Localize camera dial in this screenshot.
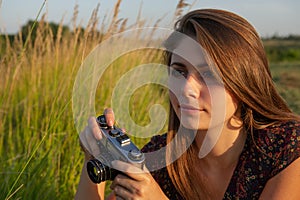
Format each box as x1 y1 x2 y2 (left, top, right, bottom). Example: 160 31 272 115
86 113 145 184
128 149 144 161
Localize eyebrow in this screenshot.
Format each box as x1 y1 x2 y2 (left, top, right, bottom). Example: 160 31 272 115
170 62 185 67
170 62 210 70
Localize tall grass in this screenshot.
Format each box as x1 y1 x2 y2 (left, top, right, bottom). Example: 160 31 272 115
270 63 300 114
0 0 191 199
1 1 299 199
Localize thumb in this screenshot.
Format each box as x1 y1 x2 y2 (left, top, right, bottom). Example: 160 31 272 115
104 108 115 128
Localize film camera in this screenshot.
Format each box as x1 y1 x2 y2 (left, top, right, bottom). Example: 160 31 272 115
87 114 145 184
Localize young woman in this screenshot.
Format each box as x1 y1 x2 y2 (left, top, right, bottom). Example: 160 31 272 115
75 9 300 200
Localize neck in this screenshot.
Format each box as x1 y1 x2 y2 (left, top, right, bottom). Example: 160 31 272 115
194 120 246 169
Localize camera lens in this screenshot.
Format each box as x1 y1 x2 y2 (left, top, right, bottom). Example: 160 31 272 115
87 159 119 183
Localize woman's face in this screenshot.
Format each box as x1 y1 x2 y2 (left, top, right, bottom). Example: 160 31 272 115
168 41 239 131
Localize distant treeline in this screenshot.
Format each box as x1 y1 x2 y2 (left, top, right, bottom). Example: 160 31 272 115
1 20 300 63
262 36 300 63
0 20 86 45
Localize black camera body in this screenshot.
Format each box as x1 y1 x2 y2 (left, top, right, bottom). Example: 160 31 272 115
87 114 145 184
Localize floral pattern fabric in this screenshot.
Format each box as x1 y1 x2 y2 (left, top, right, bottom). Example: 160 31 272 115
141 121 300 200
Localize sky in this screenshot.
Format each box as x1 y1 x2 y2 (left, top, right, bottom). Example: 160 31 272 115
0 0 300 37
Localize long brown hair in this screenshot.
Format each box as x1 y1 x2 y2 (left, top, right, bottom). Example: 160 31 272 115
165 9 300 199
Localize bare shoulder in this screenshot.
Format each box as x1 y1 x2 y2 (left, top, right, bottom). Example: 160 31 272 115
260 157 300 200
260 120 300 199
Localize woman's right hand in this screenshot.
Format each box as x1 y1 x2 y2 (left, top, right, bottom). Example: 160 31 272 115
75 108 115 200
79 108 115 160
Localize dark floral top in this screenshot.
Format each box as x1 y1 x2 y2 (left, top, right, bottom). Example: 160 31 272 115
141 121 300 200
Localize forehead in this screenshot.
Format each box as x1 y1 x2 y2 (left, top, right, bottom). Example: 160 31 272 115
171 38 207 67
171 36 208 67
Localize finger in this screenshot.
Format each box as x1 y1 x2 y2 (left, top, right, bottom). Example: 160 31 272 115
111 160 149 181
79 126 92 153
80 118 102 158
88 116 102 140
110 174 142 195
104 108 115 127
110 174 129 190
113 184 135 200
84 127 101 158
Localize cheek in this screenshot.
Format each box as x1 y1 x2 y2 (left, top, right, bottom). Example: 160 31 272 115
207 87 236 119
168 75 186 96
211 88 238 119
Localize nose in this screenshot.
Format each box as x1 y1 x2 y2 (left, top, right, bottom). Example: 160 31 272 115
182 74 202 98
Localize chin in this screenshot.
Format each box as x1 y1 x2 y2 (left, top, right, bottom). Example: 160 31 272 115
180 118 206 130
178 112 210 130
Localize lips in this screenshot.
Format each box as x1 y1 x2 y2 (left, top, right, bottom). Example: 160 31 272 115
179 104 205 111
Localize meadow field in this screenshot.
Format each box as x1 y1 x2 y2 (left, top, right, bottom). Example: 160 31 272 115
1 1 299 199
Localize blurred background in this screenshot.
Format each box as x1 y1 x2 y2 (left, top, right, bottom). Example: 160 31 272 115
1 0 300 37
0 0 299 199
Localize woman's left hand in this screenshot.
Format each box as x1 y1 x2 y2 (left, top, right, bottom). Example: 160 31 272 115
110 160 169 200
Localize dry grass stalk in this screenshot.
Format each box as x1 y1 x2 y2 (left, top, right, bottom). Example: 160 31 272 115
118 18 128 33
107 0 122 35
174 0 190 21
71 4 79 32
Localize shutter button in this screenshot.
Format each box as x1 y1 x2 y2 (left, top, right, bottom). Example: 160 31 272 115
128 149 143 161
109 129 120 137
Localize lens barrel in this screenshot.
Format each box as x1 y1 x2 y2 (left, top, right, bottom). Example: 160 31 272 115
87 159 119 183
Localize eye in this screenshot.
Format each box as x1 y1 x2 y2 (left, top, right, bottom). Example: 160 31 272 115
170 67 187 78
199 70 222 85
201 71 215 79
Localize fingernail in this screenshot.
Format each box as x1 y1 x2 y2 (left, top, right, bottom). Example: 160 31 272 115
107 119 114 127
